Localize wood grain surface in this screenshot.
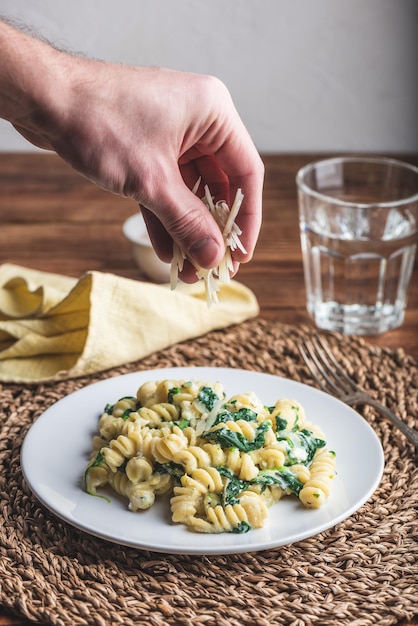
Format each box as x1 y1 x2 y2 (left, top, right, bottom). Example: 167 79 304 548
0 152 417 626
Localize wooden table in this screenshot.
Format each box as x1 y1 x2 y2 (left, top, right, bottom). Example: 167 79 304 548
0 152 417 626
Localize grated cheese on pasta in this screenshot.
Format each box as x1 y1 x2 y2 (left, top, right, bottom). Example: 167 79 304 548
170 182 246 306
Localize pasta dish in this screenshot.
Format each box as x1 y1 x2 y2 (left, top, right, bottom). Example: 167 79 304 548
84 378 336 534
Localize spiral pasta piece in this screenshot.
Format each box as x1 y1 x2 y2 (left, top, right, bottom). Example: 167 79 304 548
161 379 200 405
239 490 269 527
226 391 266 413
198 503 250 533
299 449 337 508
136 380 159 407
211 419 258 441
181 426 199 447
180 467 224 494
171 485 201 523
84 461 110 496
186 490 268 534
98 412 125 441
290 463 311 484
271 398 306 431
253 445 287 470
91 435 108 452
138 402 180 427
112 396 138 416
125 456 153 483
151 429 189 464
108 471 156 511
201 442 225 466
173 445 213 473
101 429 142 471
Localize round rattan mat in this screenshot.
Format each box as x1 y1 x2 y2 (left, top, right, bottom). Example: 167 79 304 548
1 319 417 626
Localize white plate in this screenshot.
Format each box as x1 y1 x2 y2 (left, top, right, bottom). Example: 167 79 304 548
21 367 384 555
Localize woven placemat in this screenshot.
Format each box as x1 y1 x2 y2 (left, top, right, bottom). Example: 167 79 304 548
1 319 417 626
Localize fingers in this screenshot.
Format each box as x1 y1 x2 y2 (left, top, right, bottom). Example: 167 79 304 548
141 144 263 275
214 131 265 263
179 150 264 265
180 155 230 205
139 207 205 283
179 82 265 264
228 167 264 263
140 168 226 270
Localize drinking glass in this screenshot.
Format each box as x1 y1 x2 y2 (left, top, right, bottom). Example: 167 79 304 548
296 156 418 335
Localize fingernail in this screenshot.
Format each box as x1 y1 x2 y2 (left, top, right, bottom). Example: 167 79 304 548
189 238 221 268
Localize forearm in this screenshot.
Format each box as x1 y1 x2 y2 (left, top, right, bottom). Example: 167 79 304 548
0 20 70 148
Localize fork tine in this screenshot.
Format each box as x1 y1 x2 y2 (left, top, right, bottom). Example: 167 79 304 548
299 335 359 397
314 335 360 393
298 339 344 395
298 342 329 393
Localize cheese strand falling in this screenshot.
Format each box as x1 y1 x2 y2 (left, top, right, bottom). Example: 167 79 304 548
170 183 246 306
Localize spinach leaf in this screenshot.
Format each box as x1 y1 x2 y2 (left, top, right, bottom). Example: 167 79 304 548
265 406 287 431
121 408 135 421
86 450 105 471
291 404 301 431
202 421 270 452
253 468 303 496
217 467 249 505
104 396 138 415
214 407 258 425
84 450 111 502
300 429 326 460
277 429 326 465
198 386 219 411
168 387 181 404
217 463 304 508
173 418 190 430
154 461 185 481
231 521 252 534
275 416 288 431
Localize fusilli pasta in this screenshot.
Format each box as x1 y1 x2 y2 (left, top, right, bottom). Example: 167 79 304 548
84 378 336 534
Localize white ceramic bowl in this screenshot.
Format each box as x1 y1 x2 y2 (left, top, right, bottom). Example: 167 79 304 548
122 212 171 283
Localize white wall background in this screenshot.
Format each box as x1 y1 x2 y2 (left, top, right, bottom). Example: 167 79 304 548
0 0 417 153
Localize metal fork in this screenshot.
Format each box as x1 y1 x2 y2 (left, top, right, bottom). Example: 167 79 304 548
298 335 418 450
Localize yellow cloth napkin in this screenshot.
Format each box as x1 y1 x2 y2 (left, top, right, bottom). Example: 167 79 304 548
0 264 259 383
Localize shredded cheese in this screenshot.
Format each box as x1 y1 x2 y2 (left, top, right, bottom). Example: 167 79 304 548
170 182 246 306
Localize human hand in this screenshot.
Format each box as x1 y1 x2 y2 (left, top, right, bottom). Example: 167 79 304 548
0 23 264 282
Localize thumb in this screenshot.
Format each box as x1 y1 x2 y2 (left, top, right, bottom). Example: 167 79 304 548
141 173 226 269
